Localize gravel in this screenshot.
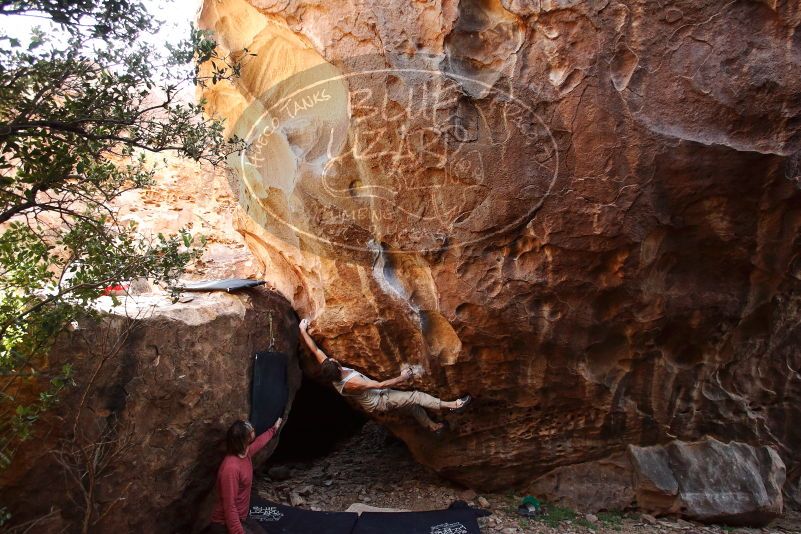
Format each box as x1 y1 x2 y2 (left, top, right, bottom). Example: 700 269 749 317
255 422 801 534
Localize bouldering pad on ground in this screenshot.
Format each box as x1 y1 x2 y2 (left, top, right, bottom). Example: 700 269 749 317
351 507 483 534
250 351 289 435
345 503 408 514
248 496 487 534
250 496 359 533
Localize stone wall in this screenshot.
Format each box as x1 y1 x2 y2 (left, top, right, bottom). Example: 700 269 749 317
0 289 299 533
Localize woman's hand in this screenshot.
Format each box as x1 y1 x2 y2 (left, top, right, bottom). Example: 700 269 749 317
401 368 414 381
299 319 309 331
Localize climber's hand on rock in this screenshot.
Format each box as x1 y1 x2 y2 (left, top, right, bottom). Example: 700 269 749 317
299 319 309 331
401 368 414 381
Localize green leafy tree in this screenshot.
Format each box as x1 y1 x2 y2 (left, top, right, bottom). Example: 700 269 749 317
0 0 246 476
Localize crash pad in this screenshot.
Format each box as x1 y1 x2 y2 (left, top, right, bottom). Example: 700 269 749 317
176 278 266 292
250 496 359 534
250 351 289 435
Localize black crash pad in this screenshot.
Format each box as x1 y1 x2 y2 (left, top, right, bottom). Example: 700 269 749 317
250 351 289 435
351 506 483 534
248 493 488 534
177 278 266 292
250 496 359 534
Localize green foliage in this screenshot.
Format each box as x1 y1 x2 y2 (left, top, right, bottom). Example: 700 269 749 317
538 505 577 527
598 511 624 530
0 1 154 40
507 497 631 532
0 0 244 474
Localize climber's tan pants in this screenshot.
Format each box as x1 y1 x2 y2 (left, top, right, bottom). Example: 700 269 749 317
373 389 443 430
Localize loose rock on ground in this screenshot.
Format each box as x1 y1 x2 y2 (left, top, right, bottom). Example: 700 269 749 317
256 423 801 533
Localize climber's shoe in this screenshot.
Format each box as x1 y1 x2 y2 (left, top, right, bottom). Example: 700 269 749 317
450 395 472 414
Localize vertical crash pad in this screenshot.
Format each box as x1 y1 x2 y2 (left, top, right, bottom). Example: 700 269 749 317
250 351 289 434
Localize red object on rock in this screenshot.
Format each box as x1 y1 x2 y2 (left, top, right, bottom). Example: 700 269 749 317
100 283 128 296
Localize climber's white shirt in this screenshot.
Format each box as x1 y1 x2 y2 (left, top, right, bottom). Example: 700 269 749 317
332 367 383 412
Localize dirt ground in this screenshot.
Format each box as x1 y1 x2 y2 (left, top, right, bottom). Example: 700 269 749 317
255 422 800 533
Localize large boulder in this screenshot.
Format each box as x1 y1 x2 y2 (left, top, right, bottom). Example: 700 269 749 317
0 289 300 533
526 438 787 524
198 0 801 503
629 438 786 526
527 453 636 513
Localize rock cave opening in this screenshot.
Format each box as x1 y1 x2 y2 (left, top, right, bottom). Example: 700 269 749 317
270 374 368 463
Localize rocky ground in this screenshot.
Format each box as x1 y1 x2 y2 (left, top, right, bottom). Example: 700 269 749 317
255 423 800 534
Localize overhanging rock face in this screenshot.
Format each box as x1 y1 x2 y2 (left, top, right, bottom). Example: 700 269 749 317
199 0 801 508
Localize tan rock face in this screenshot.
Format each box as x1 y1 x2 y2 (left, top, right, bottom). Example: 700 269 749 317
199 0 801 498
113 156 260 280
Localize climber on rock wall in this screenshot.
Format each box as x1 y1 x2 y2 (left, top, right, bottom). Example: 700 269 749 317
299 319 471 433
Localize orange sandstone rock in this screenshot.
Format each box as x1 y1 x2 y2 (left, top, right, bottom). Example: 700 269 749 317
199 0 801 510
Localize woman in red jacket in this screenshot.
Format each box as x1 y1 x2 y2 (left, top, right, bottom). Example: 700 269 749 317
207 417 282 534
